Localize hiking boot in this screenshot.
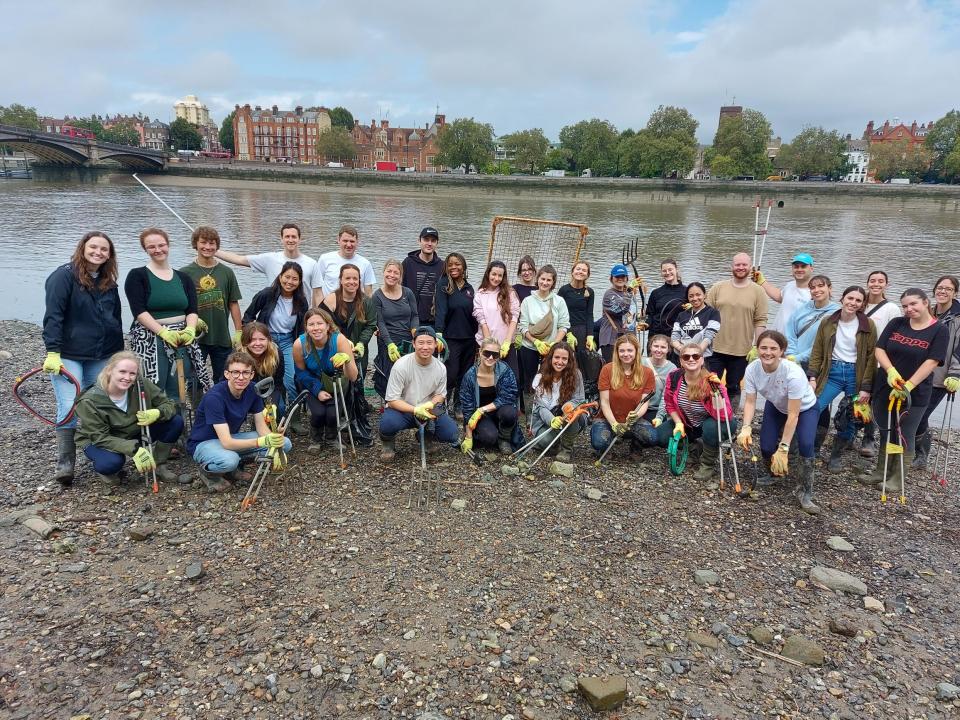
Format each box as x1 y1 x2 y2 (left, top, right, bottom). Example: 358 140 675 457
53 428 76 486
498 440 514 455
380 436 396 461
199 469 232 493
827 437 851 474
308 425 325 454
911 432 931 469
97 472 122 490
754 457 778 487
694 444 719 482
226 467 253 484
796 457 820 514
154 442 178 483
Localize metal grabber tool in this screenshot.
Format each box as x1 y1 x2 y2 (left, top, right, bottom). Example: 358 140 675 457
754 199 773 272
240 388 309 511
596 391 655 467
526 402 598 472
881 393 908 505
331 374 357 469
137 378 159 494
930 390 954 488
711 382 741 493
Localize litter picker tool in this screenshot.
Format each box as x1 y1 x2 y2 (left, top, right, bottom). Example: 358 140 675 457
931 391 955 488
751 198 760 267
881 392 909 505
595 391 655 467
753 199 774 271
137 378 159 494
331 374 357 469
174 348 193 438
240 389 309 511
526 402 597 472
132 174 195 233
12 366 80 426
510 425 559 463
712 379 741 493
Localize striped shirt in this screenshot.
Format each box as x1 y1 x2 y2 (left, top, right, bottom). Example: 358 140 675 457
676 377 709 426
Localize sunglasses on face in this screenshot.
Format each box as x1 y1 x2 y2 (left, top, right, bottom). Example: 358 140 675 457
681 353 701 361
481 350 499 359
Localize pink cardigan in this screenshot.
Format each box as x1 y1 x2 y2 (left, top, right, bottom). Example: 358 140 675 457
662 368 733 425
473 287 520 345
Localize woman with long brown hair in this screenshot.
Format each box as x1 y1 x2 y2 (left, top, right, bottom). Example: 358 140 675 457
473 260 520 374
43 231 125 485
529 342 586 462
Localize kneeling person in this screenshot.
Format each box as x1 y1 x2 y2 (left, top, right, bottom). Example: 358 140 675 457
380 326 458 460
460 337 521 455
530 342 588 462
592 334 656 458
187 351 292 492
75 351 184 489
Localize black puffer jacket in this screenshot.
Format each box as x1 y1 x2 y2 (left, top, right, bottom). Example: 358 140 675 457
43 263 124 361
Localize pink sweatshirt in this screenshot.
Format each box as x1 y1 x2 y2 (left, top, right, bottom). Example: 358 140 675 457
473 287 520 345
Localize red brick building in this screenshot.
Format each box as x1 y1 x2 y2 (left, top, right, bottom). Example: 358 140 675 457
863 118 934 147
351 114 446 171
233 104 331 163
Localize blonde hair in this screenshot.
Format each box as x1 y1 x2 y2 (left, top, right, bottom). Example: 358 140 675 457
383 258 403 282
679 342 712 402
97 351 141 391
241 321 279 378
610 334 649 391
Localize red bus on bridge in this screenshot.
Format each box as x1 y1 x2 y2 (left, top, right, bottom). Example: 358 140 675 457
198 150 232 159
60 126 95 140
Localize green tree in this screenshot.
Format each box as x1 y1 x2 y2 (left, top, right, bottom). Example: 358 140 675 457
646 105 699 142
706 108 772 178
71 117 106 139
329 106 355 131
316 127 357 163
501 128 549 173
559 118 619 175
0 103 40 130
169 117 203 151
707 154 739 179
924 110 960 178
219 110 236 153
619 130 697 178
545 147 573 171
436 118 495 172
869 139 930 182
776 126 848 179
103 122 140 146
944 141 960 183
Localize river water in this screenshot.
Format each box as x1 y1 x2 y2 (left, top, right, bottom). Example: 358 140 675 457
2 176 958 327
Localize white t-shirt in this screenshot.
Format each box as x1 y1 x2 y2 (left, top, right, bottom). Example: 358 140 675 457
772 281 811 334
312 251 377 297
743 358 817 414
385 353 447 406
248 251 317 301
832 318 858 363
865 300 902 337
268 296 297 335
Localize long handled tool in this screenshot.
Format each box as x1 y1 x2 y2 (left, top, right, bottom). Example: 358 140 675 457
754 199 774 271
137 379 159 494
13 366 80 426
881 393 908 505
931 391 955 487
751 198 760 267
240 389 309 511
132 174 195 232
417 418 428 470
595 391 655 467
510 425 558 463
173 347 193 438
622 237 648 353
712 385 741 493
526 402 598 472
331 376 357 469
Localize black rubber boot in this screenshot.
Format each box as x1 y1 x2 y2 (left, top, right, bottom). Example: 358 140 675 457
827 437 851 474
911 432 931 469
814 426 828 455
379 436 396 461
153 442 178 483
497 423 515 454
754 457 778 487
54 428 76 486
860 421 878 458
796 457 820 514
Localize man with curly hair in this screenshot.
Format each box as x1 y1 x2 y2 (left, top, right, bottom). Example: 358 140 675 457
181 226 243 380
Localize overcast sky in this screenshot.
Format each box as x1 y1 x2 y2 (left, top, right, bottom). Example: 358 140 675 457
3 0 957 143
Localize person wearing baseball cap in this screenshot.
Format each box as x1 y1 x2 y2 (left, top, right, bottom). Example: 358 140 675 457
753 252 815 335
402 227 443 325
598 264 638 362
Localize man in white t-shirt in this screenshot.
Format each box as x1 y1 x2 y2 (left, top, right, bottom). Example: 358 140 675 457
753 253 814 334
216 223 317 300
311 224 377 306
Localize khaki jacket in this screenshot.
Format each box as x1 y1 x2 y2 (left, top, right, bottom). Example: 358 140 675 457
807 311 877 395
75 379 178 456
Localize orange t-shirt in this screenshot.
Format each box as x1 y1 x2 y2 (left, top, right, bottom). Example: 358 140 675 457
598 363 655 422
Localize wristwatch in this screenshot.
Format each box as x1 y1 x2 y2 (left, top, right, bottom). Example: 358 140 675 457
778 442 790 452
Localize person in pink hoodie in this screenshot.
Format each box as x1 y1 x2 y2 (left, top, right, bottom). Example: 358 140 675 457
473 261 521 380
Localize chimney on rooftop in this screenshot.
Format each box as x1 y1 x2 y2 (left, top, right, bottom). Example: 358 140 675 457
295 106 303 115
272 105 279 114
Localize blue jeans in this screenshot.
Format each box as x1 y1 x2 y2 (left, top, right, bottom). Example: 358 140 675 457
761 404 818 459
200 344 233 383
590 418 657 455
53 356 109 427
271 331 296 413
83 415 184 474
192 430 293 474
816 360 858 440
655 416 738 447
379 408 459 444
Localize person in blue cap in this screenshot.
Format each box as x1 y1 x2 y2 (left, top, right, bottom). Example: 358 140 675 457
599 264 639 363
753 253 815 335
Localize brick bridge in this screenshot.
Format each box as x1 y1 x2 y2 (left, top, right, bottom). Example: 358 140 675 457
0 124 166 169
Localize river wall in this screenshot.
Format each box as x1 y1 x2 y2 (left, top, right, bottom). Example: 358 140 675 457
31 163 960 211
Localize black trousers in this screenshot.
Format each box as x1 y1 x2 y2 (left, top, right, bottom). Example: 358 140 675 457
473 405 518 447
444 337 476 396
706 352 747 400
305 393 338 429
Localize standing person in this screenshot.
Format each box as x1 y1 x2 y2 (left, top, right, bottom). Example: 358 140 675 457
859 288 950 492
807 285 877 473
753 253 814 334
373 260 419 400
706 252 768 404
293 308 359 452
216 223 317 301
656 345 735 483
859 269 903 458
311 225 377 305
518 265 571 414
460 337 521 455
187 351 292 493
434 252 478 413
179 226 242 381
785 275 840 365
512 255 538 305
670 282 721 361
599 264 636 363
529 343 587 462
645 259 687 339
239 322 285 407
379 326 459 461
473 260 521 378
591 334 656 459
912 276 960 468
738 331 821 513
125 227 211 404
42 231 124 485
558 260 597 364
75 351 184 489
643 334 677 426
402 227 444 325
242 261 309 425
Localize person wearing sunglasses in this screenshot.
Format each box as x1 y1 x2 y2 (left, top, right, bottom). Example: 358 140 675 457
738 330 822 513
459 337 521 455
656 344 736 483
187 351 292 493
592 334 656 458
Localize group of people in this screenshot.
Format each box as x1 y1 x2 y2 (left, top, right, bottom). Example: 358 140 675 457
42 222 959 513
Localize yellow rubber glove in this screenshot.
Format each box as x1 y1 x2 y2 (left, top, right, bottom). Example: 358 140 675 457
136 408 160 426
133 447 156 473
652 417 662 428
626 409 641 424
414 402 437 421
195 319 209 336
331 352 351 368
673 421 685 438
513 333 523 350
461 437 473 455
534 339 551 356
752 269 766 286
435 334 446 354
467 408 484 430
179 326 197 346
945 377 960 394
853 400 872 423
628 278 642 290
771 447 789 476
612 421 628 435
746 346 759 363
550 416 565 430
681 303 692 311
42 352 63 374
263 404 278 428
158 328 180 347
736 426 752 452
565 332 578 348
706 372 724 388
387 343 401 363
886 367 905 389
257 432 285 449
231 330 243 347
353 342 365 358
586 336 597 351
270 447 285 471
890 384 913 403
786 354 797 363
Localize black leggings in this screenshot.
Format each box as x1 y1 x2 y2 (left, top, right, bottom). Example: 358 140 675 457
445 338 477 396
472 405 519 447
518 346 543 395
305 393 338 429
916 386 948 437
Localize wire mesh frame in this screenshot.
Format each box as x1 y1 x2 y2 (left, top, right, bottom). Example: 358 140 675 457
487 216 589 282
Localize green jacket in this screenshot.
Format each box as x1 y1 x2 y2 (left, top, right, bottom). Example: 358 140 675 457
75 379 178 456
807 310 877 396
